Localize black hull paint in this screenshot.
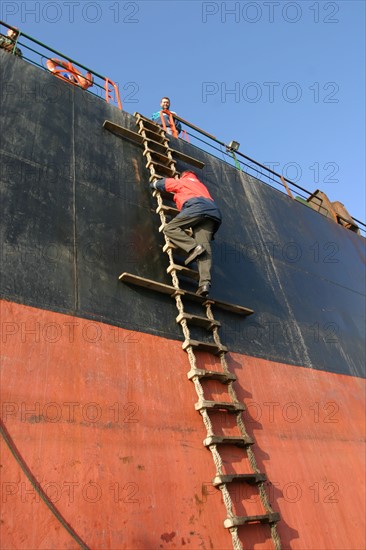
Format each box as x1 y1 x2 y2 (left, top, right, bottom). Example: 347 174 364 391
1 50 365 377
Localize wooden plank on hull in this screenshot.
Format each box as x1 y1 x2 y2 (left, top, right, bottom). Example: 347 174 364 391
104 120 205 169
119 272 254 316
103 120 144 146
119 272 183 297
172 150 205 169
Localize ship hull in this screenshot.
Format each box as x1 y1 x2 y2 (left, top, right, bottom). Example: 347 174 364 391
1 50 365 549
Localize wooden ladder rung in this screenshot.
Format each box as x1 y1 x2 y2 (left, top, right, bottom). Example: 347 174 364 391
146 160 175 177
144 149 176 166
176 312 220 330
167 264 199 281
144 138 171 155
187 368 236 383
224 513 280 528
195 400 245 413
182 339 227 355
138 118 164 134
135 112 159 125
204 435 254 447
141 129 168 145
212 473 267 487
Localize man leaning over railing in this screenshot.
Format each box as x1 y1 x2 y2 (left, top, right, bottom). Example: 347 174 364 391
0 27 22 57
152 96 182 136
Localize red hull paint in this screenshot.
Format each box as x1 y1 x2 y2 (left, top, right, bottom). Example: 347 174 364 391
1 300 365 549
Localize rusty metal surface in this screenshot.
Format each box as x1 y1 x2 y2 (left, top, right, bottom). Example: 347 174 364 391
1 300 365 549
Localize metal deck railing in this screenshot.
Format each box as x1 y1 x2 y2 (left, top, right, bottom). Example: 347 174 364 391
1 20 364 236
0 21 122 110
172 114 365 236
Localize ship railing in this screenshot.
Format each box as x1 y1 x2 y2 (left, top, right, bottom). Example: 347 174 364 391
173 114 365 236
1 21 364 236
0 21 122 110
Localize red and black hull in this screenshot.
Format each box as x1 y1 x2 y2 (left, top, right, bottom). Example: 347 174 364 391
1 50 365 549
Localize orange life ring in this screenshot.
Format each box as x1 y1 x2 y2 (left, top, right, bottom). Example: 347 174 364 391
46 58 94 90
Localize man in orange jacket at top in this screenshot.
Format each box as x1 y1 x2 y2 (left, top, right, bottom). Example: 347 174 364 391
151 171 222 296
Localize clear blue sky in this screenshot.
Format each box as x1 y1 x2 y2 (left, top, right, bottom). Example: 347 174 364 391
2 0 365 226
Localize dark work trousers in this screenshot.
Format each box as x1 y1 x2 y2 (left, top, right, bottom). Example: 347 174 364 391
163 213 215 286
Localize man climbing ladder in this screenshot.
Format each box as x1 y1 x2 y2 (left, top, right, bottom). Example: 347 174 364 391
151 171 222 296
